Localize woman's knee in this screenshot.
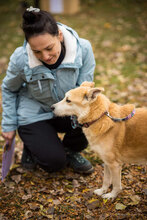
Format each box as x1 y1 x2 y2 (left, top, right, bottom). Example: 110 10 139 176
37 152 66 172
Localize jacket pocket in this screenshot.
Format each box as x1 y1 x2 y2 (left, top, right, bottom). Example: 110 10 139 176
27 79 53 104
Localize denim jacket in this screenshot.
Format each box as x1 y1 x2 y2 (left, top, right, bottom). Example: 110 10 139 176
1 23 95 132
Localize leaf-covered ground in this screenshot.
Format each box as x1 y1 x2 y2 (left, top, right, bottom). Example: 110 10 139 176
0 155 146 219
0 0 147 219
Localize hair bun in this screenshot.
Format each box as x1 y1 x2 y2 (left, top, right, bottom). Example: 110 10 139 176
23 11 40 24
22 9 58 41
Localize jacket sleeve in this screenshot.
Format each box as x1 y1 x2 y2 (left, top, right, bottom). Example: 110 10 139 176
1 48 24 132
76 39 95 86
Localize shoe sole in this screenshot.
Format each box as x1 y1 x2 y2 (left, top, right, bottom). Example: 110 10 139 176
22 163 36 171
73 167 94 174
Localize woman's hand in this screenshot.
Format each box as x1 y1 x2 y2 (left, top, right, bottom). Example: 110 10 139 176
2 131 16 146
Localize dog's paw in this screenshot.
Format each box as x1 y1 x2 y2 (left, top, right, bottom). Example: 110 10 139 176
94 188 105 196
102 192 117 199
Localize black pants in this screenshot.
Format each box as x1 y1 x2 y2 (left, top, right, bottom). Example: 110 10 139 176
18 117 88 172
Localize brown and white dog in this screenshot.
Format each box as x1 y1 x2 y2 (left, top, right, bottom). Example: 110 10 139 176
51 81 147 199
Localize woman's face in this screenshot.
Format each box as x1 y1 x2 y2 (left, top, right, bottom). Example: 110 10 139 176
28 31 63 65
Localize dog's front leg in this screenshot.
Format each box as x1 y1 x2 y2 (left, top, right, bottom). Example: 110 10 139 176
94 164 112 196
102 163 122 199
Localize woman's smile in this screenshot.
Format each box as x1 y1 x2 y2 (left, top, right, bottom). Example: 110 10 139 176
28 32 63 65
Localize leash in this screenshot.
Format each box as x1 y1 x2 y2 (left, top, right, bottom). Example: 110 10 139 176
105 109 136 122
71 109 136 129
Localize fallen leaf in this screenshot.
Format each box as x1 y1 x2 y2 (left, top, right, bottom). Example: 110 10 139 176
24 210 33 219
67 189 74 193
28 202 40 211
104 22 112 29
47 198 53 203
128 195 140 206
87 199 100 210
47 206 54 215
82 188 90 193
0 213 4 218
53 199 61 205
11 175 21 184
16 167 25 174
72 179 80 188
102 40 112 47
103 198 108 204
115 203 127 210
4 181 15 188
22 194 32 200
88 198 98 204
143 189 147 195
121 44 132 52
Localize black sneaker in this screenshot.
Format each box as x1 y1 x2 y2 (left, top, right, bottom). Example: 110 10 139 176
21 147 36 170
67 151 94 174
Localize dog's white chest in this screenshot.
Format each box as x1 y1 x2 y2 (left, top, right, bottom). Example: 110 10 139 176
84 129 113 160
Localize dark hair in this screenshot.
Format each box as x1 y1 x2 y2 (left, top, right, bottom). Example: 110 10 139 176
22 10 59 41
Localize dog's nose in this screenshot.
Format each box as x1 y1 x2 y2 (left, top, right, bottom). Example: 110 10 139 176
51 105 55 111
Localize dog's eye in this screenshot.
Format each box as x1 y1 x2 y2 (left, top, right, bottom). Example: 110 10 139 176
66 98 71 103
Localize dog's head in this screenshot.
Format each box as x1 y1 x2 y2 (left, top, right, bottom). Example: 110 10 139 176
51 81 104 120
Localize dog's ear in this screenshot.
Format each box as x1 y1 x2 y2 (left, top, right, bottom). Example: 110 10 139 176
87 87 104 102
80 81 95 88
